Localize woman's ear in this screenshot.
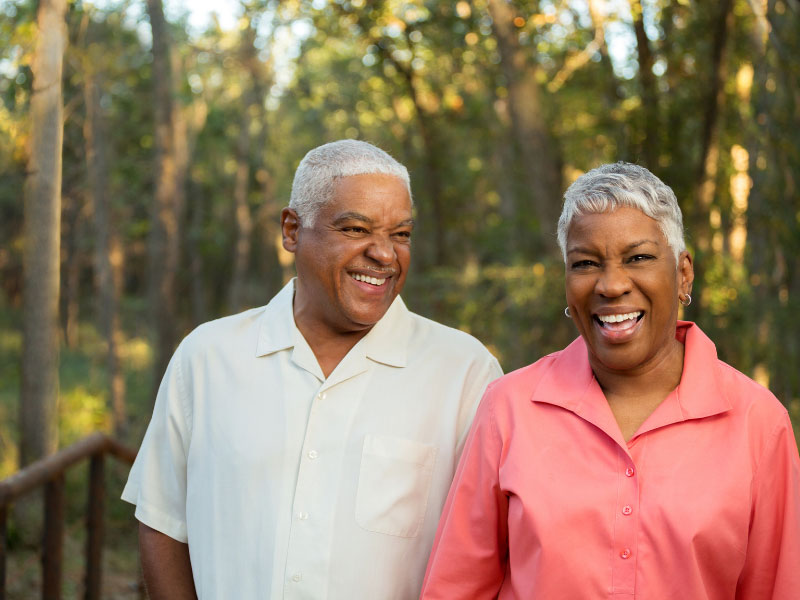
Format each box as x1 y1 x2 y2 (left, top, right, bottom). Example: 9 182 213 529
678 250 694 296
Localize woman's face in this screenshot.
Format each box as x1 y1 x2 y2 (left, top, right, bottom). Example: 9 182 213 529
564 206 693 374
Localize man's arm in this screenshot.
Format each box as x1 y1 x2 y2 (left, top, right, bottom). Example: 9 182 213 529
139 522 198 600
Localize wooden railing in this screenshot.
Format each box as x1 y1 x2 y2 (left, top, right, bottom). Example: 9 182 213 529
0 433 137 600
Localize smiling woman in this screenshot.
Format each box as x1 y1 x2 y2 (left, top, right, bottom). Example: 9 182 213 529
421 162 800 599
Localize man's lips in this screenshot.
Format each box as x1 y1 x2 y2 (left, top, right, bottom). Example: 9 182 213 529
348 270 395 288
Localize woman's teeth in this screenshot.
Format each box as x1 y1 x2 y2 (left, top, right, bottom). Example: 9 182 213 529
597 311 642 324
350 273 387 286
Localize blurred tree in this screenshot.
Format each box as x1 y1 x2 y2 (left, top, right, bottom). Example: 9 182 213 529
485 0 562 253
81 13 127 435
20 0 68 466
146 0 182 393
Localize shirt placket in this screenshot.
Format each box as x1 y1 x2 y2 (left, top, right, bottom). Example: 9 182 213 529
283 372 368 599
612 445 640 596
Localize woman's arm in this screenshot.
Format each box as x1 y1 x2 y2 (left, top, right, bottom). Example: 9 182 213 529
736 413 800 598
421 389 509 599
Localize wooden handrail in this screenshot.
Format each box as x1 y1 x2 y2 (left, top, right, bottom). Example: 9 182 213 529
0 432 137 600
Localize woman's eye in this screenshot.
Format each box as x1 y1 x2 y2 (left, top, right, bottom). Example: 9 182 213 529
393 231 412 239
570 260 597 269
342 226 368 234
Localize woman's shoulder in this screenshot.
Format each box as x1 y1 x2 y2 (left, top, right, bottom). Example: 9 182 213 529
484 351 562 399
714 358 789 426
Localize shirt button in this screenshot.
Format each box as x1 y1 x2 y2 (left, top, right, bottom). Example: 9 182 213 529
620 548 632 559
317 392 327 400
625 467 635 477
292 573 302 582
622 505 633 515
298 512 309 520
308 450 318 460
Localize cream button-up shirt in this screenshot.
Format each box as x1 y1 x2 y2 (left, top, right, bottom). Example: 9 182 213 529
122 280 502 599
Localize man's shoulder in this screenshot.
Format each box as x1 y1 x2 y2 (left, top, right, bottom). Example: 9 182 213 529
403 309 495 361
180 305 267 356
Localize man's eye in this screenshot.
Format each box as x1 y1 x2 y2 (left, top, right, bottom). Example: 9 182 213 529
342 226 368 234
393 231 412 239
629 254 654 263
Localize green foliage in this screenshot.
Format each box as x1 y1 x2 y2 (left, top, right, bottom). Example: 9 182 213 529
1 1 799 589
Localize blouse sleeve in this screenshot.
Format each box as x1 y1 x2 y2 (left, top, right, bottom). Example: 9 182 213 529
736 412 800 598
421 385 509 599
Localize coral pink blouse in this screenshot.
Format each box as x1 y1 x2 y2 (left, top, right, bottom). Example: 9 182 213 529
421 322 800 599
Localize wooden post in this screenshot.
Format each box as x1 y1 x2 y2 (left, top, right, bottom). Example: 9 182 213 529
42 474 64 600
84 454 104 600
1 503 7 600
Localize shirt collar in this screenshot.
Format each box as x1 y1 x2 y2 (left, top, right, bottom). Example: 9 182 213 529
254 278 410 369
255 279 297 357
530 321 732 438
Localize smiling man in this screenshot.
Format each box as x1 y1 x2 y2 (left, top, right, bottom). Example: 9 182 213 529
122 140 502 599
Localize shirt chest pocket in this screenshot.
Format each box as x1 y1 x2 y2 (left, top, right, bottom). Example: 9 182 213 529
355 434 438 538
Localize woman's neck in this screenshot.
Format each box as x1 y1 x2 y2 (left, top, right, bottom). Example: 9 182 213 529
592 338 685 441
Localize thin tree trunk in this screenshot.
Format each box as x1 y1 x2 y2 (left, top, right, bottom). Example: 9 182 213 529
487 0 562 253
228 22 259 313
690 0 734 307
60 193 83 349
146 0 180 396
84 69 127 435
20 0 68 467
629 0 658 169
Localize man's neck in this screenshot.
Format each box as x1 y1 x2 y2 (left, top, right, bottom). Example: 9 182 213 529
297 323 371 379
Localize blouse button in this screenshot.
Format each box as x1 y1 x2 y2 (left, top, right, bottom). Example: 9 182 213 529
625 467 635 477
620 548 632 559
622 505 632 515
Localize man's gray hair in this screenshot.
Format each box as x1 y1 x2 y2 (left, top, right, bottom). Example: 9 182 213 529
289 139 412 227
557 162 686 262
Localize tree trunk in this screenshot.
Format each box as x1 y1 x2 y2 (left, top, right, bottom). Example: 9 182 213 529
84 68 127 435
146 0 180 396
690 0 734 309
487 0 562 254
60 192 83 349
629 0 659 169
228 22 260 313
20 0 68 468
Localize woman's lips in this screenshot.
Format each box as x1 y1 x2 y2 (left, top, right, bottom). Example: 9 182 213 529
593 311 644 342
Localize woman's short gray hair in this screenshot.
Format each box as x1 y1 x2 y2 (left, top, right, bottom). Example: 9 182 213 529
289 139 412 227
557 162 686 262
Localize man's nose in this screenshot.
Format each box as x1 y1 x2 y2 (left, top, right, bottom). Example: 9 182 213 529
365 234 396 265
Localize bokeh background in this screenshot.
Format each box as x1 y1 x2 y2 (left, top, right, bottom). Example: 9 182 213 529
1 0 799 596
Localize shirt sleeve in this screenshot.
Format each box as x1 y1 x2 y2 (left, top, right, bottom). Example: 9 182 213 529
736 412 800 598
454 354 503 460
121 341 192 543
421 386 509 599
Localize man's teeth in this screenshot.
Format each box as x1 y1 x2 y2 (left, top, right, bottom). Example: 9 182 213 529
597 311 642 323
350 273 387 286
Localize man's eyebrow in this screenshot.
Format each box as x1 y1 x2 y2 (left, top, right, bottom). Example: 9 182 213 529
332 212 372 225
332 213 416 228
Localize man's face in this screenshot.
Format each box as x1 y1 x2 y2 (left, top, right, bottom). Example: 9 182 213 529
282 173 413 337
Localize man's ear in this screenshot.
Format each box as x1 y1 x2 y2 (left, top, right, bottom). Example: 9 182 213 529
281 208 300 253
